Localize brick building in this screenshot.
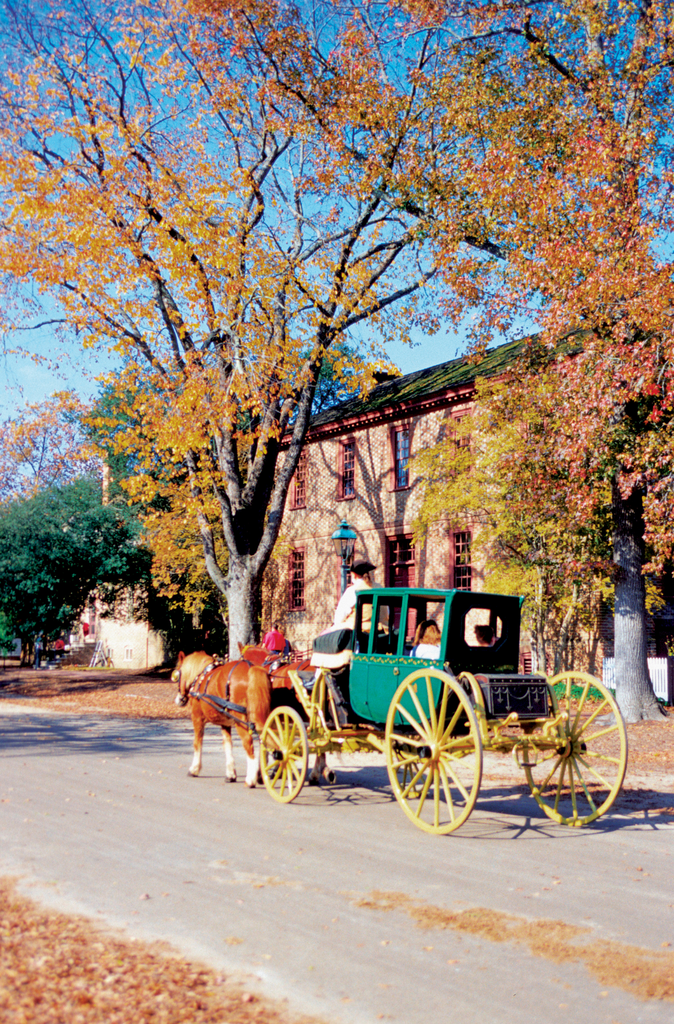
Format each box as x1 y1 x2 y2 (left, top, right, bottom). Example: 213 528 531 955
262 340 522 651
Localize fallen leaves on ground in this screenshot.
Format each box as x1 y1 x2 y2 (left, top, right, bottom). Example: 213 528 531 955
0 877 323 1024
356 891 674 1002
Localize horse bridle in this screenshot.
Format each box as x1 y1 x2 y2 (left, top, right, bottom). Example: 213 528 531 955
173 657 226 706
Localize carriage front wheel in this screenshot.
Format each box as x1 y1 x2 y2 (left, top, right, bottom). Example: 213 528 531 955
384 669 483 835
260 707 309 803
523 671 628 826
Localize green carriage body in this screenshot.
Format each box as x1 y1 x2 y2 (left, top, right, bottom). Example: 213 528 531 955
348 586 524 724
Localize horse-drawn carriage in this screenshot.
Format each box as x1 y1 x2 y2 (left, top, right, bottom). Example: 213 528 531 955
259 586 628 835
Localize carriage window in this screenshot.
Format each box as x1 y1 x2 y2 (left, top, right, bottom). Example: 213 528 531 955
354 595 374 653
464 607 502 647
372 597 404 655
404 600 445 655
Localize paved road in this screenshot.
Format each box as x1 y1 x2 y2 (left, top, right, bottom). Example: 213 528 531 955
1 701 673 1024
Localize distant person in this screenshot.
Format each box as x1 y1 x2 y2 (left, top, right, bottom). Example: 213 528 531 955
411 620 441 660
475 624 495 647
54 637 65 651
34 633 43 668
263 623 286 653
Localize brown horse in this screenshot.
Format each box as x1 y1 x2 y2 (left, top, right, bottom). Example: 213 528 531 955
239 644 337 786
173 651 271 787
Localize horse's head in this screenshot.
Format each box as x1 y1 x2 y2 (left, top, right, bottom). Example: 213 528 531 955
173 651 212 706
172 652 188 706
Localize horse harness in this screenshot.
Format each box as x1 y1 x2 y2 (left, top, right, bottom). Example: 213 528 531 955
185 658 256 732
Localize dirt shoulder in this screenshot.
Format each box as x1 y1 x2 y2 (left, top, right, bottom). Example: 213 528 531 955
0 665 188 719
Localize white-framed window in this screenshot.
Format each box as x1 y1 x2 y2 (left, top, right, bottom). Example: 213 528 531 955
123 646 134 661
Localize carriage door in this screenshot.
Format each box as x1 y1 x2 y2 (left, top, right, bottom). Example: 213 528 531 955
358 593 407 722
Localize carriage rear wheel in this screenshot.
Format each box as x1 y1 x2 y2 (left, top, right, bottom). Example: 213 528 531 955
260 707 309 803
384 669 483 835
524 671 628 826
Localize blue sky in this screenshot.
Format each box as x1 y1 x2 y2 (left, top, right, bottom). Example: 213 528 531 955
1 325 468 418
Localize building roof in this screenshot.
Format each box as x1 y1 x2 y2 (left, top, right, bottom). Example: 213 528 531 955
309 336 524 436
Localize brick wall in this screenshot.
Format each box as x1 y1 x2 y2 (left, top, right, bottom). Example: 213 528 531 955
261 399 482 651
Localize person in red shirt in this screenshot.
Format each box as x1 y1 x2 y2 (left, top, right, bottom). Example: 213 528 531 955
263 623 286 653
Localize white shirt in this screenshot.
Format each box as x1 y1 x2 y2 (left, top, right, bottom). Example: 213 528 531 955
333 578 371 629
411 643 440 660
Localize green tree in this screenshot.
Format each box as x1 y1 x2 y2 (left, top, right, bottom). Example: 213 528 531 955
0 610 15 658
0 477 151 651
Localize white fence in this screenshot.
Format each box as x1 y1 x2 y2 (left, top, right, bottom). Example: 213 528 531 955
602 657 672 704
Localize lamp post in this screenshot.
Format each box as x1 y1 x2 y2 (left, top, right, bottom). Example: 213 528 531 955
331 520 357 595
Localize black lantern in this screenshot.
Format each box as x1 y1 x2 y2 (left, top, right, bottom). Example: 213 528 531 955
331 519 357 595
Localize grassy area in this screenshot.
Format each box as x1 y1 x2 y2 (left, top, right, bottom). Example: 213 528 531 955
551 681 608 702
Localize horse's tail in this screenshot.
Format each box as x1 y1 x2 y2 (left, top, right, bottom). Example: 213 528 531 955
246 665 271 733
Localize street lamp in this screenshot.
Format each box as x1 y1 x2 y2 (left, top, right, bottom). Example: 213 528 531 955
331 519 357 595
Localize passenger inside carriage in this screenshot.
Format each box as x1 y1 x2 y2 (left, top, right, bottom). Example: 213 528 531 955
410 619 441 659
474 624 496 647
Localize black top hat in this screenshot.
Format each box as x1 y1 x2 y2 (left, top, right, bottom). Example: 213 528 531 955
351 560 376 576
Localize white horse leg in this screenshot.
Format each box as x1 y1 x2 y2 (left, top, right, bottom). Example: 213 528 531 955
188 714 204 777
222 727 237 782
245 750 259 788
238 727 259 788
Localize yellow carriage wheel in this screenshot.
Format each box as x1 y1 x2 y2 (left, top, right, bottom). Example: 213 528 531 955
384 669 483 835
260 707 308 804
524 671 628 826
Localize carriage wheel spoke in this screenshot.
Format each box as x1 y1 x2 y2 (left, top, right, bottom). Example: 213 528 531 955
573 760 599 814
568 760 579 821
571 679 592 733
432 769 441 829
441 754 473 803
408 685 432 739
438 763 455 819
427 676 438 733
401 763 426 799
394 702 430 742
441 702 466 744
538 753 564 792
552 759 566 814
575 755 616 791
413 767 433 819
581 722 620 744
575 698 611 736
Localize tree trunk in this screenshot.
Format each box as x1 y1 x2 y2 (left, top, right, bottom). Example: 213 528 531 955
612 478 664 722
530 566 547 673
553 582 579 675
225 559 262 659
